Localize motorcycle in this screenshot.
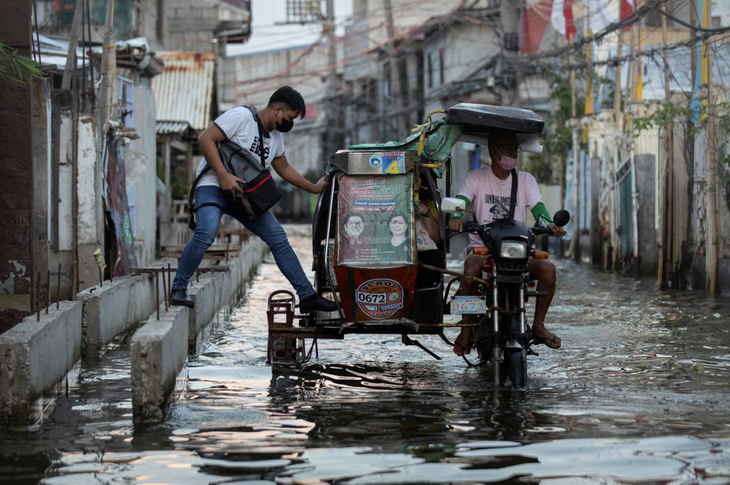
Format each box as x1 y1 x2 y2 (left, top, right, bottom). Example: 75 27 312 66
441 197 570 388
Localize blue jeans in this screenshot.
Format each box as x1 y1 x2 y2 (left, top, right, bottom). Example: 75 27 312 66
172 185 316 300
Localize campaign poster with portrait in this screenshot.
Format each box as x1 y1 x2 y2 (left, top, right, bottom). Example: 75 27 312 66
337 174 414 266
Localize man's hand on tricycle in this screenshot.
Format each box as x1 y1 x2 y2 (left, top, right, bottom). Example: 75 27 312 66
448 219 464 233
548 224 566 238
312 176 330 194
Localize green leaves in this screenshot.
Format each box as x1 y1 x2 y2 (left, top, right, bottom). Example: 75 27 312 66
0 41 43 85
632 101 697 135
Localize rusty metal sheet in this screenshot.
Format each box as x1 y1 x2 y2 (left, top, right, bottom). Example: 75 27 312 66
152 52 216 132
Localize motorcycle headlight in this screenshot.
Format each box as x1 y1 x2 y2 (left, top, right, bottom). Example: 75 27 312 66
499 241 528 259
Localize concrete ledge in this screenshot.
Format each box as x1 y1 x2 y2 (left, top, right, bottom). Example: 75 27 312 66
131 236 268 423
77 274 156 355
0 301 82 425
130 304 189 424
187 273 223 353
185 236 268 354
0 236 268 426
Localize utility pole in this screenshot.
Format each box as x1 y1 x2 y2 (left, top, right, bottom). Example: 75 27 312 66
706 0 718 294
61 3 84 90
323 0 339 162
614 35 623 128
659 1 673 290
627 0 643 275
100 0 118 131
383 0 404 136
568 1 586 262
610 23 623 272
499 0 520 107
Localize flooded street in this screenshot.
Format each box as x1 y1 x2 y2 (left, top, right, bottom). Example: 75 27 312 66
2 224 730 484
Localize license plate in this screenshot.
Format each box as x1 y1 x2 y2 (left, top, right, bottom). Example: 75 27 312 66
450 296 487 314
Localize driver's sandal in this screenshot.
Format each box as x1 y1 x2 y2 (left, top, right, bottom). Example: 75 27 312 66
529 333 561 350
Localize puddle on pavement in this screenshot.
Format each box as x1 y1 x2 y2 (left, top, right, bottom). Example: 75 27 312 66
2 225 730 484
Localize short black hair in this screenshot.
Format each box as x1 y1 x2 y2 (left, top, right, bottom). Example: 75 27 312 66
488 129 517 145
268 86 306 119
344 212 364 225
388 211 407 223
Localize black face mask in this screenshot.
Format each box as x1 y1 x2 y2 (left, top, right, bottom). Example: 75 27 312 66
275 118 294 133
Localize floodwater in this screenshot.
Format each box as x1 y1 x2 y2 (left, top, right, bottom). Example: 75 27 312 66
2 224 730 484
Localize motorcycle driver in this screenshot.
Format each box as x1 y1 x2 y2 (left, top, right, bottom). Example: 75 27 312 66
448 130 566 355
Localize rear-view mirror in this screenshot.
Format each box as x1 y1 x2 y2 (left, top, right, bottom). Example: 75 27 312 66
441 197 466 214
553 210 570 227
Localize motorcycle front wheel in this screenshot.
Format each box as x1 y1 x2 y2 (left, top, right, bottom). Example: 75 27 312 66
502 348 527 390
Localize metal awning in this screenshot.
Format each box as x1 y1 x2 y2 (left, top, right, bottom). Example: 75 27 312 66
156 121 191 135
151 52 216 133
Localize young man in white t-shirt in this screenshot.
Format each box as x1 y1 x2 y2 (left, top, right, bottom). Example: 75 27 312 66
448 130 566 355
171 86 338 313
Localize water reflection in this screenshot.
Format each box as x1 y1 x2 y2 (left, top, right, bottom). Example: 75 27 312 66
3 225 730 484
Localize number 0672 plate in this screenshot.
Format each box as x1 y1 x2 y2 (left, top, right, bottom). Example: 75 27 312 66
450 296 487 314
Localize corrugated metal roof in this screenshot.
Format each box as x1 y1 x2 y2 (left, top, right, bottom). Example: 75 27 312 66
152 52 216 131
156 121 190 135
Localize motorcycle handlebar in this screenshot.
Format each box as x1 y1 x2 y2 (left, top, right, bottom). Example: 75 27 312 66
459 221 554 237
531 226 553 236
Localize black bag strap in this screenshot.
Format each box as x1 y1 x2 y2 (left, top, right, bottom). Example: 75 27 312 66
508 169 518 220
188 164 218 231
242 105 267 168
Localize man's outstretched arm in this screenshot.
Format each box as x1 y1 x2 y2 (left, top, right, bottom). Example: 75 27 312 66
271 155 329 194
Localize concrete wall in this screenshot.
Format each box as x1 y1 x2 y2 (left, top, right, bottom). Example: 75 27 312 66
693 257 730 296
187 235 267 352
0 0 34 332
0 235 267 425
124 76 158 266
423 22 499 103
221 45 329 111
590 155 602 266
635 154 658 275
163 0 249 53
0 301 82 424
77 274 156 356
131 305 189 424
76 116 103 291
131 236 267 423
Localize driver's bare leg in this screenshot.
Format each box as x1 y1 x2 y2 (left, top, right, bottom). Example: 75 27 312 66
527 259 561 349
453 254 487 355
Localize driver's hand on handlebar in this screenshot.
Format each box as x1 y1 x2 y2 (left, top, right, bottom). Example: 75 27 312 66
448 219 464 233
220 172 245 197
548 224 566 238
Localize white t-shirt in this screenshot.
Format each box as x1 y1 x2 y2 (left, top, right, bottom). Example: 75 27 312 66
457 166 542 249
196 106 286 187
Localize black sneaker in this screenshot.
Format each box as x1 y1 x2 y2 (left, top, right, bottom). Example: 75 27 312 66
170 288 195 308
299 294 338 313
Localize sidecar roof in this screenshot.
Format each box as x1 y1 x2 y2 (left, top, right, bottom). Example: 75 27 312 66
445 103 544 136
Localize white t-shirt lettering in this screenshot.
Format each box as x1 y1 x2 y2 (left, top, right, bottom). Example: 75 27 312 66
457 166 542 249
196 106 286 187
